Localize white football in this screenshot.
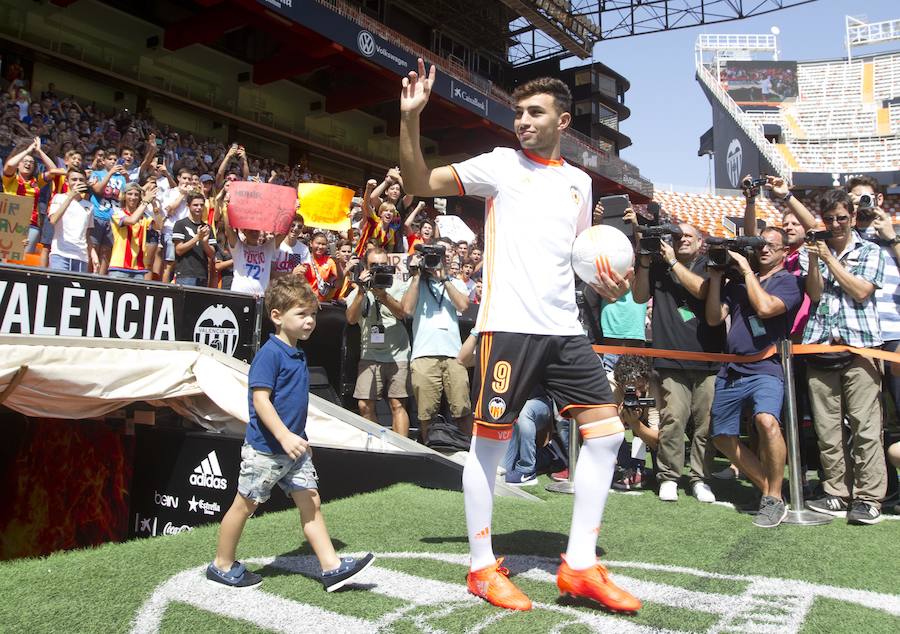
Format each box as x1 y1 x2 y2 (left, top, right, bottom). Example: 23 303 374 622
571 224 634 284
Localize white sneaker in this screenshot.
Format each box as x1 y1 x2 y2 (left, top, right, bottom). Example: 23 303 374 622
496 465 507 477
693 482 716 503
659 480 678 502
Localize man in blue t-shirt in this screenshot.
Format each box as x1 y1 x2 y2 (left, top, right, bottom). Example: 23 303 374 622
207 275 373 591
88 148 128 274
401 249 473 442
705 227 802 528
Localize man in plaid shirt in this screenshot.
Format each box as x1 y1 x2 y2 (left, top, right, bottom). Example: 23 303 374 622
797 189 887 524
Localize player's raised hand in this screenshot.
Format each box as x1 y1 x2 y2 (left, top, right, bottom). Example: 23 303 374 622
401 58 436 115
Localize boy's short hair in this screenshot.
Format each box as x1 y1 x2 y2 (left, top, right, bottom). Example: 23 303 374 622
185 191 205 205
66 167 86 180
846 175 880 193
511 77 572 115
265 275 317 317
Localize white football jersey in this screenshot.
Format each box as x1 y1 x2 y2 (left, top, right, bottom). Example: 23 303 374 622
451 147 592 336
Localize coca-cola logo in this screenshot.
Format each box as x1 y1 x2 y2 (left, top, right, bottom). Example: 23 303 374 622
163 522 193 536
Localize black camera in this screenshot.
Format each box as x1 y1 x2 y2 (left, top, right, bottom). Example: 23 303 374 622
806 230 834 242
741 175 768 191
638 223 683 256
623 386 655 409
706 236 766 269
356 264 395 289
413 243 445 270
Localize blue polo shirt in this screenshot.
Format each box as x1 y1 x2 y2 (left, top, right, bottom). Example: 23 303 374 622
720 269 802 380
246 334 310 453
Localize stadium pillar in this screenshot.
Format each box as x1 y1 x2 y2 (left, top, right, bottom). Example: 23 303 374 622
779 339 832 525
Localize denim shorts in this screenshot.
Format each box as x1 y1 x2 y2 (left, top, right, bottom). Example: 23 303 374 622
710 373 784 437
237 443 318 503
39 213 55 247
88 217 114 248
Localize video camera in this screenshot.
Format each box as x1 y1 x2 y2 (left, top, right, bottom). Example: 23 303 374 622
412 242 446 270
638 224 684 256
806 230 834 242
623 386 655 410
355 264 396 289
741 175 768 190
705 236 766 269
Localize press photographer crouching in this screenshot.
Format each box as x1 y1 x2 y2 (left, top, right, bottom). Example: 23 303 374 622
611 355 660 490
705 227 803 528
401 242 473 443
345 247 411 436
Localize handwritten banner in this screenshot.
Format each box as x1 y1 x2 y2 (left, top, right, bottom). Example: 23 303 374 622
227 182 298 234
0 193 33 262
297 183 353 231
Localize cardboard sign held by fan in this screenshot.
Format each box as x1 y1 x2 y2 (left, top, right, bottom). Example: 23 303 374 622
227 182 298 234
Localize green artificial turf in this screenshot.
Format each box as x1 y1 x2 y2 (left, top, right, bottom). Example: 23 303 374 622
0 479 898 633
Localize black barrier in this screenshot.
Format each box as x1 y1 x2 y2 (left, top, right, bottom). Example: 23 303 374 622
0 264 260 362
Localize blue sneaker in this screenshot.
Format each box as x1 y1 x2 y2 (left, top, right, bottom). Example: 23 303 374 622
321 553 375 592
505 469 538 487
206 561 263 588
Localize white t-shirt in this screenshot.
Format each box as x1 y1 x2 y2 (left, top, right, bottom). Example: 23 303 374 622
451 147 592 336
162 187 189 235
272 239 312 276
49 194 93 262
230 238 277 295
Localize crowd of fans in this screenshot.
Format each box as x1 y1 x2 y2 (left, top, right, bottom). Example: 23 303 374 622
3 77 899 526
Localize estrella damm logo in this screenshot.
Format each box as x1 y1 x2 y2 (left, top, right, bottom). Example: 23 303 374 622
488 397 507 420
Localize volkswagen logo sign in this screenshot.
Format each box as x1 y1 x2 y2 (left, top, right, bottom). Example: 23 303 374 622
357 30 376 58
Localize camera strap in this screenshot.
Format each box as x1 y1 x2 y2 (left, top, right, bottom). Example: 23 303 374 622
424 277 446 308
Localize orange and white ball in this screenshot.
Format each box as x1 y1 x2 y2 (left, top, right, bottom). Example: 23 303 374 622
571 225 634 285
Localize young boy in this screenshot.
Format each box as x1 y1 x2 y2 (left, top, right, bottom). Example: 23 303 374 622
208 275 374 590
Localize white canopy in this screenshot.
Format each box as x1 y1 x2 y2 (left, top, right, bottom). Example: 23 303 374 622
0 335 536 499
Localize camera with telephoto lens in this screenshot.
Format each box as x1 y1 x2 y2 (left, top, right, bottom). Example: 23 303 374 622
355 264 395 289
413 243 446 270
706 236 766 270
638 224 684 256
623 386 655 409
806 230 834 242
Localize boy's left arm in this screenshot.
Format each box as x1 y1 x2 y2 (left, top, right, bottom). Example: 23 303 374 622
252 388 308 459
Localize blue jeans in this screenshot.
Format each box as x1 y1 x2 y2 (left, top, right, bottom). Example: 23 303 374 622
49 254 88 272
25 225 40 254
175 276 207 287
503 395 553 476
109 269 146 280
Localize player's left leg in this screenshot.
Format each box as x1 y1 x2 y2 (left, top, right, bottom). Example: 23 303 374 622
546 336 641 613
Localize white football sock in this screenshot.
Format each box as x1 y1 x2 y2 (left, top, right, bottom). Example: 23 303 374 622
565 431 624 570
463 434 508 571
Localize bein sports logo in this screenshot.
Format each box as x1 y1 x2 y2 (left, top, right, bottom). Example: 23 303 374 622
153 490 178 509
131 552 900 633
357 31 376 58
189 451 228 490
193 304 240 356
726 138 743 189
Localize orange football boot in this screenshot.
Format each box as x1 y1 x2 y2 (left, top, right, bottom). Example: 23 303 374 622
466 558 532 611
556 554 641 613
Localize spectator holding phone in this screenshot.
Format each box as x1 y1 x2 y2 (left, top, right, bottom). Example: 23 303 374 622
108 181 164 280
47 168 93 272
87 146 128 274
172 191 216 287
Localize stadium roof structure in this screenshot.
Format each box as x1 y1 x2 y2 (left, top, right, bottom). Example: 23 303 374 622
508 0 819 66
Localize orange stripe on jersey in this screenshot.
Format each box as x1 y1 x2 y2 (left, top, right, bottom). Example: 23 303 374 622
522 149 564 167
448 165 465 196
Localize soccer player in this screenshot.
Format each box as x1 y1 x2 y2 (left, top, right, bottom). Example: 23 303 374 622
208 275 374 590
399 59 640 613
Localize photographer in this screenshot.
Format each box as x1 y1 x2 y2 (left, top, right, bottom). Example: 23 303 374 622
632 223 724 503
346 247 411 437
846 176 900 438
800 189 887 524
401 243 472 443
612 354 659 490
705 227 802 528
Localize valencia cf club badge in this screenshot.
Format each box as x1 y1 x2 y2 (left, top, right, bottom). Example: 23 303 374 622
488 397 507 420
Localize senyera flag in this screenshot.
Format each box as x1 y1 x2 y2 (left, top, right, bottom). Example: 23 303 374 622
297 183 353 231
227 182 298 233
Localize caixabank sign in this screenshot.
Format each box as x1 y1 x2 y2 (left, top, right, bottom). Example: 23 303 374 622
0 265 258 361
129 428 292 539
